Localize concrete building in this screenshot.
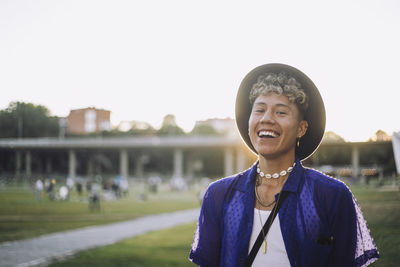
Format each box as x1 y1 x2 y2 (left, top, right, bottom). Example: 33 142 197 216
0 136 394 183
0 135 254 180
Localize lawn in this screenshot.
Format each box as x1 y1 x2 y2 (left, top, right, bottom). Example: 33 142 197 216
49 222 197 267
49 186 399 267
0 182 200 243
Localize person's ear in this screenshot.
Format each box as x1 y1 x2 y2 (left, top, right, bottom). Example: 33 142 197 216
298 120 308 138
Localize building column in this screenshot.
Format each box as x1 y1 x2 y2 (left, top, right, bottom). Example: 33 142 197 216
15 151 22 178
185 152 194 179
236 148 246 173
120 149 128 178
87 159 94 177
224 147 234 177
173 148 183 178
46 158 52 174
351 146 360 179
135 155 144 178
68 150 77 179
25 151 32 177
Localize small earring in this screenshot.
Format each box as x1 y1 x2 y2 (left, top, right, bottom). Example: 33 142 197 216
297 137 300 147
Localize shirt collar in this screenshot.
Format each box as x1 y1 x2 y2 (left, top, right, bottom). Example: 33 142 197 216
233 162 257 192
281 158 304 193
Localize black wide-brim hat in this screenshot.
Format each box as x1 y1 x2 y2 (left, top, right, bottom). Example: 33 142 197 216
235 63 326 161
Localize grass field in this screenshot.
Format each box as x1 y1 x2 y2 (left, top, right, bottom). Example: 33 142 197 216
1 183 399 266
49 222 197 267
0 182 200 243
49 186 399 267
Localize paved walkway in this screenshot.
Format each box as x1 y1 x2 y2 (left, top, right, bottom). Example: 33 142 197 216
0 208 200 267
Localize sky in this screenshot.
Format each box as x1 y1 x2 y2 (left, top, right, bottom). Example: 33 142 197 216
0 0 399 141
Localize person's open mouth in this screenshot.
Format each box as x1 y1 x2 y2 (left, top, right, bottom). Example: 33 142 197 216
258 130 280 138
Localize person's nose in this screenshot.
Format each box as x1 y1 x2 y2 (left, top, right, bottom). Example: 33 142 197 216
260 110 275 124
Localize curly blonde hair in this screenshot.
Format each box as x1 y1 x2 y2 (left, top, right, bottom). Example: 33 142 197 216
249 71 309 116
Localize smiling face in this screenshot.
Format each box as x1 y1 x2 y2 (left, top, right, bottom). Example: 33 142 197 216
248 93 308 160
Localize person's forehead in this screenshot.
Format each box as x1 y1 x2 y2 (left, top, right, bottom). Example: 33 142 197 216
253 93 293 106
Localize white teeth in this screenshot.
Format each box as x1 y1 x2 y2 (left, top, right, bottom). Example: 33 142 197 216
258 130 279 138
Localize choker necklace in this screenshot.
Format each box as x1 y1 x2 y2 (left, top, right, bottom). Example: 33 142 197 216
257 162 295 179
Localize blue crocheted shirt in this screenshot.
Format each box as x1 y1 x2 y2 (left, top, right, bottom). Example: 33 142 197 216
189 159 379 267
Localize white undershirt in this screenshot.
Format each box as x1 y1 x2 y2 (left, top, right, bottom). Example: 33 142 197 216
248 208 291 267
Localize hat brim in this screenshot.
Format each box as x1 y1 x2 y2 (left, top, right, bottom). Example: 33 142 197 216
235 63 326 161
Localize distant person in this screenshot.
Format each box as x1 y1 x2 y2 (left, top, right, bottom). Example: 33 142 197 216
190 64 379 266
44 178 50 191
111 179 120 199
76 180 83 196
66 176 74 190
35 179 43 201
113 175 129 198
119 176 129 196
148 175 162 193
86 179 92 192
89 180 101 212
47 178 56 201
58 185 69 200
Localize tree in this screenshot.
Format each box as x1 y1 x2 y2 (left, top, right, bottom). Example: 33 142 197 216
322 131 346 143
128 121 156 136
368 130 392 142
190 124 220 135
157 114 185 136
305 131 348 166
96 121 156 137
0 102 59 138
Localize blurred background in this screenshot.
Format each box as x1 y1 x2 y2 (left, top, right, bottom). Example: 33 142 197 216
0 0 399 266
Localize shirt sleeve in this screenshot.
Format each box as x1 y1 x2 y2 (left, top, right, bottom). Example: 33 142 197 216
352 194 380 266
189 182 222 267
330 185 379 267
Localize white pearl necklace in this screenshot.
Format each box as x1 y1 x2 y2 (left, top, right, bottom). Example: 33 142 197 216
257 163 295 179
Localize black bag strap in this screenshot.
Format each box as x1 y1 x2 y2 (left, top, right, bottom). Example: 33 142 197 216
245 191 289 267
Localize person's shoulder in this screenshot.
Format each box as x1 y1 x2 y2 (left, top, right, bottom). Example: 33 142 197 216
201 168 252 209
207 168 251 193
304 167 350 194
304 167 355 214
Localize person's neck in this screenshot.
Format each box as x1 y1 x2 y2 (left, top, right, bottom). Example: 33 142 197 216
258 153 295 173
257 154 296 188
